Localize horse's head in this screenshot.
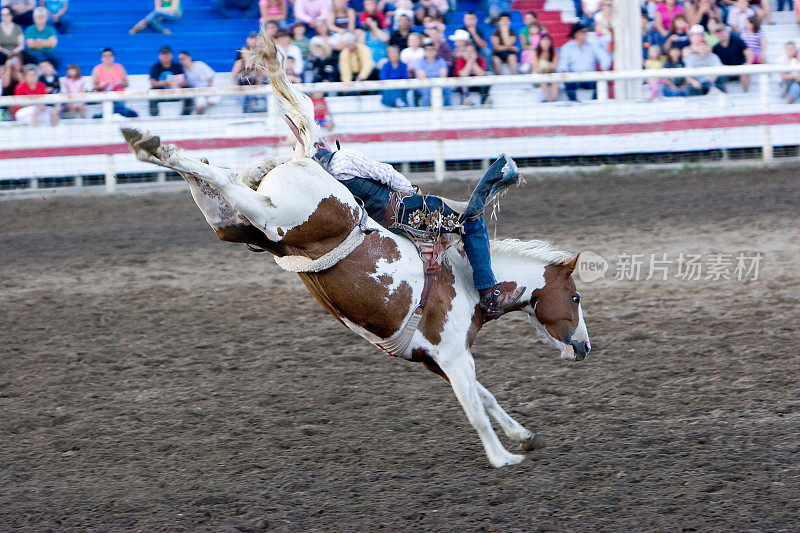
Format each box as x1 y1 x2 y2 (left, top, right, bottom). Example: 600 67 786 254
527 254 591 361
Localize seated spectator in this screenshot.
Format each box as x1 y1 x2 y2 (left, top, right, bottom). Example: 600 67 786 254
5 0 35 27
379 44 409 107
388 13 411 48
490 13 519 74
327 0 356 36
312 18 345 51
38 58 58 93
520 21 544 73
391 0 414 30
461 11 490 64
686 23 706 53
262 19 279 40
359 0 387 29
644 44 663 99
664 14 690 52
713 25 753 91
400 32 423 75
414 37 450 106
0 7 24 65
212 0 258 20
726 0 756 32
309 35 338 82
456 43 490 105
275 29 304 77
14 65 57 126
294 0 330 26
129 0 181 35
339 32 374 81
360 17 388 65
24 7 59 68
685 0 721 29
655 0 685 37
232 34 267 112
484 0 512 26
258 0 286 26
414 0 440 26
62 63 86 118
740 16 766 64
1 51 22 96
641 10 666 62
558 22 611 101
662 43 689 97
534 33 559 101
284 56 302 82
292 22 311 62
704 17 724 48
311 91 333 129
779 41 800 103
684 39 724 95
41 0 69 33
420 11 446 35
178 51 219 114
148 45 193 116
727 0 771 26
449 29 471 64
424 26 452 70
91 47 138 117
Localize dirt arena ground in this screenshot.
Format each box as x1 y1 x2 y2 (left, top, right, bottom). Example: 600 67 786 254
1 166 798 531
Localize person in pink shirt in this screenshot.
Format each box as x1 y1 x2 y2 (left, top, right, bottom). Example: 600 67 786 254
62 63 86 118
655 0 685 36
294 0 330 25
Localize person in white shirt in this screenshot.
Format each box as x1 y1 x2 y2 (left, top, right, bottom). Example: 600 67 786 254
178 51 220 114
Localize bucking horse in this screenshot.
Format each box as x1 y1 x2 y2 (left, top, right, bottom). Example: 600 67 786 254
119 31 591 468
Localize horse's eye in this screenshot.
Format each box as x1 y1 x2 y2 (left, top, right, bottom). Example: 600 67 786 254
572 295 580 304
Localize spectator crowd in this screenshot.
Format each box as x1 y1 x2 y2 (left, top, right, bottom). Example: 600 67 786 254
1 0 799 127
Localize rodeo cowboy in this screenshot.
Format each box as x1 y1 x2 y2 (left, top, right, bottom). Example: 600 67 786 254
310 142 525 320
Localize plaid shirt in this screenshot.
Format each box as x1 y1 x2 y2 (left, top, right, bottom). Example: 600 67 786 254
327 149 414 193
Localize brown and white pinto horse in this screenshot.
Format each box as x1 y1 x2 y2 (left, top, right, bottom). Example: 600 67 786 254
117 33 590 469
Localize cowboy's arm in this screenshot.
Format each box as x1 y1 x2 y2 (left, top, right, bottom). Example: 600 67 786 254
330 150 414 193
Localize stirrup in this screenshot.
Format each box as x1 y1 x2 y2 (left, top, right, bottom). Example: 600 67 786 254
479 283 526 321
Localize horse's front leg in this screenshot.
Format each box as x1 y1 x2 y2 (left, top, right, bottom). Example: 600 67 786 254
475 381 546 451
436 350 525 468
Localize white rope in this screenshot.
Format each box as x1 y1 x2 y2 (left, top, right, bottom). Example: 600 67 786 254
274 223 364 273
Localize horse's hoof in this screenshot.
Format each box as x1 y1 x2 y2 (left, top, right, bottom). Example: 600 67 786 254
120 128 143 145
519 434 547 452
490 452 526 468
200 157 209 165
136 134 162 155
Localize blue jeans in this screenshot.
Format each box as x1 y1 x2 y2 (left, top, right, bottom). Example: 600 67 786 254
663 85 688 97
339 177 497 291
380 88 408 107
416 87 452 107
564 81 596 101
143 10 180 33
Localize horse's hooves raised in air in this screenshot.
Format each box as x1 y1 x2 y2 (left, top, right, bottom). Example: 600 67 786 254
519 434 547 452
136 134 162 155
120 128 143 145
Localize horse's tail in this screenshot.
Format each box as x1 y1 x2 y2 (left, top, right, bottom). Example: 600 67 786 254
243 28 321 158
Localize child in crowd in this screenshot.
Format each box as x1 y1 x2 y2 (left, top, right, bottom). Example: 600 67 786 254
740 16 766 64
311 91 333 130
662 45 688 97
644 44 663 99
62 63 87 118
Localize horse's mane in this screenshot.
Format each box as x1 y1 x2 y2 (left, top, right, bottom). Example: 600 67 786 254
489 239 574 265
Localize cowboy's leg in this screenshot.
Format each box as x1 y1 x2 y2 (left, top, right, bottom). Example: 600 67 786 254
435 349 525 467
462 217 497 291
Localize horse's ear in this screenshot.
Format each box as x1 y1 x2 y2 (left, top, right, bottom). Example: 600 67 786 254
530 287 542 303
562 253 580 277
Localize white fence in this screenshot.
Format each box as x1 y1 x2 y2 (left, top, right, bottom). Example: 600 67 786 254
2 63 800 192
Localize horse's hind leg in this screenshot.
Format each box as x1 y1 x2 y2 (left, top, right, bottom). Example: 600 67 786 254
437 351 525 467
475 381 546 451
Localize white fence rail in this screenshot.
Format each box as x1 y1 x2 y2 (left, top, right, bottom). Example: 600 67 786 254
2 63 800 192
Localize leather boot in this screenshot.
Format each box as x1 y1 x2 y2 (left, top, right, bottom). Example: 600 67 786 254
479 283 527 321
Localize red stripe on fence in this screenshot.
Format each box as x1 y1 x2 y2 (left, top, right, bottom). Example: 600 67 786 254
1 113 799 160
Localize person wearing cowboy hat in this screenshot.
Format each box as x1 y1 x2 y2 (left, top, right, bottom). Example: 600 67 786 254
557 22 610 101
